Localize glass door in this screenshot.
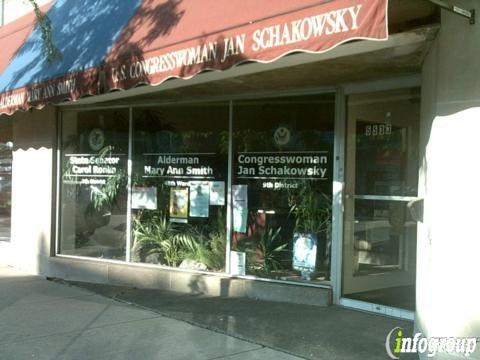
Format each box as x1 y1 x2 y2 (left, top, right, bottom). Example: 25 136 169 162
342 88 420 317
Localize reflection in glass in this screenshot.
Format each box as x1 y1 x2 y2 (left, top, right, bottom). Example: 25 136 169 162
59 110 128 260
355 120 418 197
353 199 416 275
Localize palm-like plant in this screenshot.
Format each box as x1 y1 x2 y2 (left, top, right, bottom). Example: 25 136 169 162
244 226 288 274
183 208 227 271
188 231 226 271
132 212 199 267
89 146 126 211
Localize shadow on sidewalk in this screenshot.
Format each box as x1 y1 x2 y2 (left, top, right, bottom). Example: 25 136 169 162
63 280 416 360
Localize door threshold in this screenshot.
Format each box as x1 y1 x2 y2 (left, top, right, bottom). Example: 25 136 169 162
339 298 414 321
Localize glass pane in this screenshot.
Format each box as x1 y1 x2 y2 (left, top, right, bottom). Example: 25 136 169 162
131 104 228 272
352 89 419 197
353 199 416 275
59 110 129 260
232 94 335 283
0 118 12 242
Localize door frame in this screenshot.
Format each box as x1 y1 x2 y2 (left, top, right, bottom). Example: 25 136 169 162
331 75 421 320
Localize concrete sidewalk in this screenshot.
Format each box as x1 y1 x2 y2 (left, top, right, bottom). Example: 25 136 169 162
0 265 302 360
66 281 416 360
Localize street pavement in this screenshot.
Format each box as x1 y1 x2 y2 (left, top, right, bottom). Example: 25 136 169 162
0 265 302 360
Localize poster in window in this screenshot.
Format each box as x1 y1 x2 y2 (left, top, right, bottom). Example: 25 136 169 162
209 181 225 206
230 251 246 276
131 186 157 210
232 184 248 233
189 181 210 218
292 233 317 272
169 187 189 222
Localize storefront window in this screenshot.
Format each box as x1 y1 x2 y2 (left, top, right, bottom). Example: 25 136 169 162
0 118 12 242
131 104 229 271
57 96 335 281
59 110 129 260
231 94 335 282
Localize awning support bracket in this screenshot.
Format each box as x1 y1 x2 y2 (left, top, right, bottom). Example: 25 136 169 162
428 0 475 25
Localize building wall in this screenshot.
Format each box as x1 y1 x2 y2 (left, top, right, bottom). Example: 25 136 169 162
9 106 56 274
1 0 50 26
417 1 480 358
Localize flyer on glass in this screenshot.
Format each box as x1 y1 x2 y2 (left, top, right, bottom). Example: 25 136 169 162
189 181 210 217
169 187 189 222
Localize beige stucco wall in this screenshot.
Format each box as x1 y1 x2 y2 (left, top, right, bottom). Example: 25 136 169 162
9 106 56 274
418 1 480 358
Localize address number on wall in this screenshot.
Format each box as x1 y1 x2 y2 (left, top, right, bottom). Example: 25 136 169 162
365 124 392 137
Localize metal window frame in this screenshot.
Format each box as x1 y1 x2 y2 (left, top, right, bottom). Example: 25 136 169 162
330 87 346 304
54 111 62 255
57 85 337 113
225 101 233 273
125 107 133 262
1 0 4 27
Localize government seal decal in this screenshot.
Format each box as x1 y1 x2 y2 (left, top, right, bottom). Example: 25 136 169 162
273 126 291 147
88 128 105 151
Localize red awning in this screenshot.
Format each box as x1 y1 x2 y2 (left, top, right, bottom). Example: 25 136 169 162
0 0 388 115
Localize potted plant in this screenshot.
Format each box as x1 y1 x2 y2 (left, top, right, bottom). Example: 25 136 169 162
288 182 332 278
131 211 198 267
238 225 288 276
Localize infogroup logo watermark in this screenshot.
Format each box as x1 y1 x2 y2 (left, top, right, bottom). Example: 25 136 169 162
385 327 478 359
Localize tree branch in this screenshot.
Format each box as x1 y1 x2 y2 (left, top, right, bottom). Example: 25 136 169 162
28 0 61 63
